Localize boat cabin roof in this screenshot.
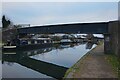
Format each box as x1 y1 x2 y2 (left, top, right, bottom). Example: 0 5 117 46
19 38 51 41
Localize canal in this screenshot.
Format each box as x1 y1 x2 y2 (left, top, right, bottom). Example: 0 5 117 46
2 42 96 79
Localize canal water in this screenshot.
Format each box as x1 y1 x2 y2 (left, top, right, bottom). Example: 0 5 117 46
2 42 96 79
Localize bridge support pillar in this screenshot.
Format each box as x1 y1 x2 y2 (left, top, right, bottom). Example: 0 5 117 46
107 21 119 56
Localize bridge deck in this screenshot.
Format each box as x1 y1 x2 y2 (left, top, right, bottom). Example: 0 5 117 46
18 22 108 34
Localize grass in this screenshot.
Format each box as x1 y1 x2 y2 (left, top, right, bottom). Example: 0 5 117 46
105 53 120 79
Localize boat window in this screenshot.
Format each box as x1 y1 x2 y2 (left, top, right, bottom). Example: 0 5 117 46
44 40 47 43
35 41 37 44
28 41 31 44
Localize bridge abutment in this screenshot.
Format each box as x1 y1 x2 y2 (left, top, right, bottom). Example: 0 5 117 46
104 21 119 57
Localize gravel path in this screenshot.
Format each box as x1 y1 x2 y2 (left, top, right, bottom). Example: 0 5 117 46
65 44 118 78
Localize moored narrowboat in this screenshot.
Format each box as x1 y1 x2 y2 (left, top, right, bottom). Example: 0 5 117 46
3 38 53 52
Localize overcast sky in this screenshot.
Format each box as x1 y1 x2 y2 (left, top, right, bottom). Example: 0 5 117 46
2 2 118 26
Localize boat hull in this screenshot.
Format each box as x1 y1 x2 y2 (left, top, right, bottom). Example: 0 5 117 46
2 43 53 52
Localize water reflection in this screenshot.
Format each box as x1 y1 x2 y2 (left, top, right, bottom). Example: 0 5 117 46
2 54 68 79
2 42 97 78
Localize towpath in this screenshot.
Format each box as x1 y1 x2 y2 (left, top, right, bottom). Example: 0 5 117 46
65 44 118 78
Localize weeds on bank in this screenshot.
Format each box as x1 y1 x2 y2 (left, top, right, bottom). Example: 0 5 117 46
105 53 120 78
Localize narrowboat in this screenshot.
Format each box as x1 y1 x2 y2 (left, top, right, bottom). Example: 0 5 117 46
2 38 53 52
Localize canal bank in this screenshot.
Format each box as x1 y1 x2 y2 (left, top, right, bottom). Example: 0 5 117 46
2 42 96 79
64 43 118 78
